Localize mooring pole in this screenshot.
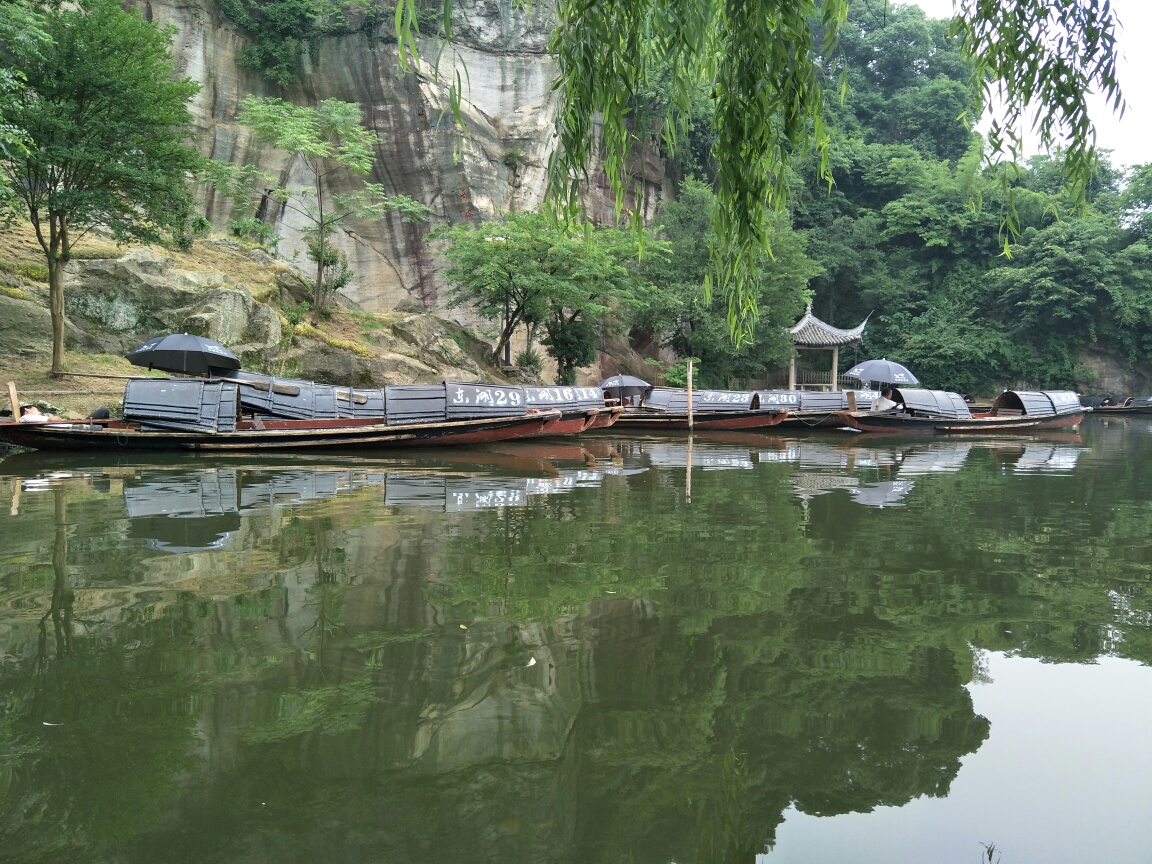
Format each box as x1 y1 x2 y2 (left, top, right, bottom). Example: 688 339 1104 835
687 358 694 431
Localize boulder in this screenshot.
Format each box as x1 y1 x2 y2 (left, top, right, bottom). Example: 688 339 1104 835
246 303 282 347
0 294 54 356
64 250 283 354
178 287 254 345
275 270 314 305
393 295 426 313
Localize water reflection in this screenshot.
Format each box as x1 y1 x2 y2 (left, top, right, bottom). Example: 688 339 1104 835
0 423 1146 864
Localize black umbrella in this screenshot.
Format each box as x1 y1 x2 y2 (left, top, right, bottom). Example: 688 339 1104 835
127 333 240 376
599 375 652 397
844 358 919 386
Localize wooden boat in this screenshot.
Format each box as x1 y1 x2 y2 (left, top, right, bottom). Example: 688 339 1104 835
523 385 622 433
838 388 1086 434
1 377 569 452
0 412 565 452
759 389 880 428
1080 395 1152 415
611 387 789 431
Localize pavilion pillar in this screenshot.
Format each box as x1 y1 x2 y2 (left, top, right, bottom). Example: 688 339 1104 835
788 354 796 390
831 346 839 392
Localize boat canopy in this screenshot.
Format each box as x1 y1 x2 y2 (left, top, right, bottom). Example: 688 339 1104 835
992 390 1081 417
644 388 760 413
524 386 604 412
891 388 972 419
123 379 239 432
757 390 801 409
756 389 878 412
229 370 385 420
445 383 530 419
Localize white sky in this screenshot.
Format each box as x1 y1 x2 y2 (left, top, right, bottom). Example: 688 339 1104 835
910 0 1151 170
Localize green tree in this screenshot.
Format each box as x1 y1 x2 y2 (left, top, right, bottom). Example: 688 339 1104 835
216 96 430 323
0 0 50 172
636 178 818 388
0 0 202 374
432 211 653 378
396 0 1124 342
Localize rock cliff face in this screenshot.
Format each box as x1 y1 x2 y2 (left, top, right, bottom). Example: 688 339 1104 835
159 0 666 316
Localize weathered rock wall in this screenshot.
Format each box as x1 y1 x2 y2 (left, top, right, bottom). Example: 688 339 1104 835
1075 344 1152 397
157 0 666 321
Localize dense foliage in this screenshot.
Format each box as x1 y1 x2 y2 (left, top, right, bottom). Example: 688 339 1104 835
634 178 818 388
526 0 1125 343
786 3 1152 393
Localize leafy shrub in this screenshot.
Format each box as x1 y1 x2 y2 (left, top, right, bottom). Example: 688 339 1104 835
228 217 281 251
0 260 49 282
514 345 543 371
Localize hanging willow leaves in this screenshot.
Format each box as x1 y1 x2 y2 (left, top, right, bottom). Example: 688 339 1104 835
953 0 1124 247
396 0 1124 343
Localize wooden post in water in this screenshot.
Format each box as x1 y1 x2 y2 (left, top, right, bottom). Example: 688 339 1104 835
686 433 692 503
687 358 694 430
6 381 20 419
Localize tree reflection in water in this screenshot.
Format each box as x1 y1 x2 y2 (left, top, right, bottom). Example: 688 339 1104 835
0 425 1146 863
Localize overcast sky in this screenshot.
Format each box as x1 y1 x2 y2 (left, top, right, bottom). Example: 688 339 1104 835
909 0 1150 170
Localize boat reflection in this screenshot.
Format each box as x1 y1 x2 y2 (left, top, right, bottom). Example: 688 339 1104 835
851 479 916 508
1 433 1090 550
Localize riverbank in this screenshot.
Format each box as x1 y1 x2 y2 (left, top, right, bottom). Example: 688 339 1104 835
0 223 518 418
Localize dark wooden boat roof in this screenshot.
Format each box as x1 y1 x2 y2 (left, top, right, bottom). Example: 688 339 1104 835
992 390 1081 417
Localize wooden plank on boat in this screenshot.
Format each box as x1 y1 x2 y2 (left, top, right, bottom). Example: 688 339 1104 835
6 381 18 419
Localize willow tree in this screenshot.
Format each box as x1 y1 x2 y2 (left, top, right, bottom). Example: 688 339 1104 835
397 0 1124 344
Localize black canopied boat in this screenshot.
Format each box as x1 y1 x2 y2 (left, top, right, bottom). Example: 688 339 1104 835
838 388 1086 434
1 378 567 452
611 387 789 430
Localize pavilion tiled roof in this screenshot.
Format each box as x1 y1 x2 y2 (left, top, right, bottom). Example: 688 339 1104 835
789 305 869 347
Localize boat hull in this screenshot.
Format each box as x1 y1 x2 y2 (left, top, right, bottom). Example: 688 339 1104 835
776 412 849 429
611 410 787 431
0 411 563 452
837 410 1085 434
1090 405 1152 415
544 406 623 435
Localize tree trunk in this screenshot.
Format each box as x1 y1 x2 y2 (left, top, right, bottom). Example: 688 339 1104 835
48 215 69 376
48 257 66 375
491 310 520 367
311 172 327 326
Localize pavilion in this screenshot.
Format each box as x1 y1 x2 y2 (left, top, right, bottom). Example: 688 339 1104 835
787 305 869 391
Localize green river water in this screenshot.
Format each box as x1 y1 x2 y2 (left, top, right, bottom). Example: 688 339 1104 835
1 419 1150 863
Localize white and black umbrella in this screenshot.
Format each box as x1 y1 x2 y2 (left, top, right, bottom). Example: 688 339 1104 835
599 375 652 397
844 358 919 386
127 333 240 375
